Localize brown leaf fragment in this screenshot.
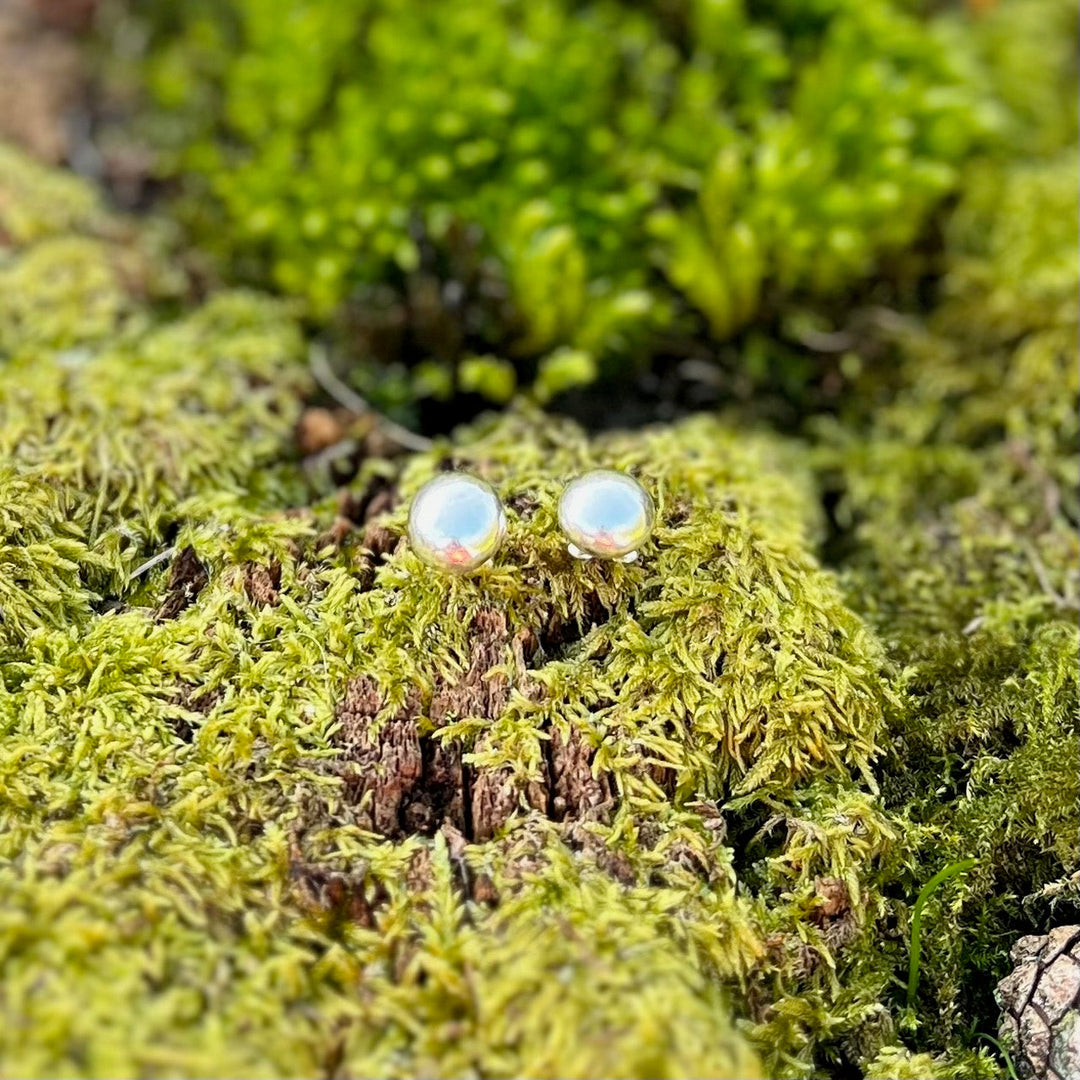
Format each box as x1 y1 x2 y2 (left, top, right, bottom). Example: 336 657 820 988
156 546 208 620
243 559 282 607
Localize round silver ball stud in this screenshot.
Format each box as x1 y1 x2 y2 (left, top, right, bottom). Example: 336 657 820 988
557 469 655 563
407 473 507 574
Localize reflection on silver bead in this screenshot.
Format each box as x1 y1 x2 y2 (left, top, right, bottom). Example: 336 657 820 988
558 469 654 562
407 473 506 573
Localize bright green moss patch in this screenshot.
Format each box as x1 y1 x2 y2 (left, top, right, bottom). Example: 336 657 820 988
119 0 1000 405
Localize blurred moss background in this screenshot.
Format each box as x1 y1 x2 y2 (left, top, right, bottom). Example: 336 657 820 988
91 0 1072 426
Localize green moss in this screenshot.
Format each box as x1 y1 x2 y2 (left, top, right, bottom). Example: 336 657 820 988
0 397 901 1075
0 175 312 653
830 447 1080 1051
840 149 1077 466
814 130 1079 1062
0 142 105 244
964 0 1078 157
0 237 137 354
863 1044 1000 1079
119 0 998 402
0 143 932 1078
1 9 1074 1058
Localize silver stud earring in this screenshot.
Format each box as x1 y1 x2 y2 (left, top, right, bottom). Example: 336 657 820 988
557 469 654 563
407 473 507 573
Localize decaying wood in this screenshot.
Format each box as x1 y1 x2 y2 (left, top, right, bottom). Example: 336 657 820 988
156 545 208 620
243 559 282 607
332 609 615 842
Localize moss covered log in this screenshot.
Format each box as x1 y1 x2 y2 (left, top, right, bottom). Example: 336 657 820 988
0 150 889 1073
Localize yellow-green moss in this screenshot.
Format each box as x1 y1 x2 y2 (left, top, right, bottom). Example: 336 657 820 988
0 398 901 1074
0 153 313 655
0 142 105 244
862 1044 999 1079
0 143 910 1078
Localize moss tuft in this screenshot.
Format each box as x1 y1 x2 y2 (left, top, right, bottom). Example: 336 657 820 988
863 1044 1000 1079
0 141 105 244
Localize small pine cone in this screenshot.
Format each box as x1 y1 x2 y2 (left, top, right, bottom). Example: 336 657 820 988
996 926 1080 1080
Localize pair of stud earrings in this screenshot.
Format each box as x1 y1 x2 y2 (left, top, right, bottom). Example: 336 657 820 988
407 469 655 573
